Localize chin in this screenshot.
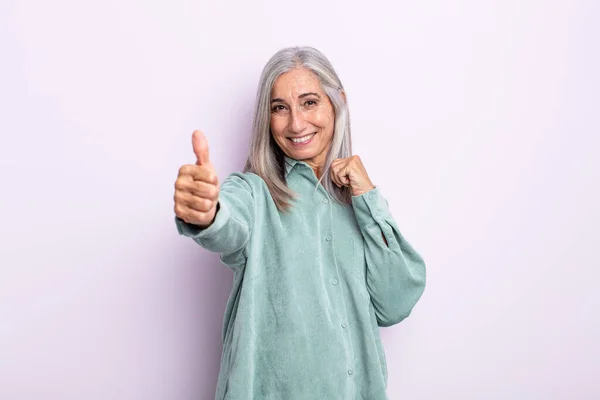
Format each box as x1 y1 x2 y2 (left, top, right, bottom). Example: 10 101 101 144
289 150 318 160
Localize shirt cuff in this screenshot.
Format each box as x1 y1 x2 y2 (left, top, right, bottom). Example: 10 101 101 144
174 201 229 239
351 186 390 227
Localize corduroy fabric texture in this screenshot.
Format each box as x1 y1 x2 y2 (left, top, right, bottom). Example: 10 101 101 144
175 156 426 400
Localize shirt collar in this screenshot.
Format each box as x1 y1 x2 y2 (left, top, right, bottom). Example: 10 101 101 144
284 155 301 178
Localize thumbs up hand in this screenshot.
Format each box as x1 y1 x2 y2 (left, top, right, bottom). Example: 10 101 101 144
174 130 220 228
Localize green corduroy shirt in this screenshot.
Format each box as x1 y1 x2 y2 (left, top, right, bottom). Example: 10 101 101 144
175 156 426 400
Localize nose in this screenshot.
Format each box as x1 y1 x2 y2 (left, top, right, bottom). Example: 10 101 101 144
289 107 308 134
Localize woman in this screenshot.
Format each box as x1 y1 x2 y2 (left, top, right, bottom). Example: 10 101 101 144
173 46 426 400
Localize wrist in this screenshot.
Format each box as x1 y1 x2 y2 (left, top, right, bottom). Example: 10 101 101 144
352 185 376 197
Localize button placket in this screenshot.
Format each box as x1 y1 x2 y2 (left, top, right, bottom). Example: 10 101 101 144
324 194 356 380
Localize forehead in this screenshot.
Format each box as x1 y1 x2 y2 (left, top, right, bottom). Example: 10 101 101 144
271 68 323 97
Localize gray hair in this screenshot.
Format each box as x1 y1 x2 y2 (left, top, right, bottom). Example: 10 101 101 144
244 46 353 212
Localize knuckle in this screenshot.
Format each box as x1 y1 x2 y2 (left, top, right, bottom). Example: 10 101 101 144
193 197 206 211
175 192 187 205
186 208 198 221
174 203 183 216
192 209 206 222
188 181 200 196
178 165 189 176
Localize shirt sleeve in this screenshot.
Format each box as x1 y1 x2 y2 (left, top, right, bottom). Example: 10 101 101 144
351 186 426 327
174 172 254 267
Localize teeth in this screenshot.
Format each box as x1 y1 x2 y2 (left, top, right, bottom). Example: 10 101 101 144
291 133 315 143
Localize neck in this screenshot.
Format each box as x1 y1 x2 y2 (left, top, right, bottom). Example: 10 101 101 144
312 166 322 179
304 157 325 180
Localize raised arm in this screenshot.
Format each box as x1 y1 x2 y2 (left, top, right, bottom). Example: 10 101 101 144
173 130 254 267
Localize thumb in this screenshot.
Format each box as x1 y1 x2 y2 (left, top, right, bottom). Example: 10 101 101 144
192 130 211 166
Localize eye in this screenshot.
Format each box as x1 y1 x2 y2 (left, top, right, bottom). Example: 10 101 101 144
304 100 318 107
271 104 287 113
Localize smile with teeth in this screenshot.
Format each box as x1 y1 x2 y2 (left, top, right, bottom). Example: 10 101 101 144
290 133 316 143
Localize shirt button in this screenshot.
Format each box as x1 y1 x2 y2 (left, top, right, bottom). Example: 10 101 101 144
369 194 376 200
331 278 338 285
326 235 332 241
375 210 382 217
347 369 354 376
341 322 348 328
322 198 329 204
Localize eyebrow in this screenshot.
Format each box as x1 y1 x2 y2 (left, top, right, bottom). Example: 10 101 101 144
271 92 321 103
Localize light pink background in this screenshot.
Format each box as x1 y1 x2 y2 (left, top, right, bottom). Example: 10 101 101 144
1 0 599 399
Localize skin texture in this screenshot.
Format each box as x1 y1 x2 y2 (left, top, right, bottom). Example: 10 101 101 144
269 68 335 179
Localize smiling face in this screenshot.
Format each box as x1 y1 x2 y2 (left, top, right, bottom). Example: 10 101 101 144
270 68 335 172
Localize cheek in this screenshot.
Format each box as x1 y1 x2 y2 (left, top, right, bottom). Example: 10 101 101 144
313 110 335 132
270 117 285 136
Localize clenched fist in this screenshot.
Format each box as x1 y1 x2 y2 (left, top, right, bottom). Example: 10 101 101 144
330 155 375 197
174 130 220 228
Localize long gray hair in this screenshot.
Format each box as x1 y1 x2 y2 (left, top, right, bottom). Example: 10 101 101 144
244 46 353 212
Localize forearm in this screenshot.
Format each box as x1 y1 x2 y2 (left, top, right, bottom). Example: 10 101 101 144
175 173 254 256
175 200 249 254
363 224 426 326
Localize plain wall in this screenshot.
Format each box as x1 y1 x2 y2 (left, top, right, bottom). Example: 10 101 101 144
1 0 599 398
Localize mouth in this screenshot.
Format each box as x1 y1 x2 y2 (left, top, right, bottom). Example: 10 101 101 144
288 132 316 146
